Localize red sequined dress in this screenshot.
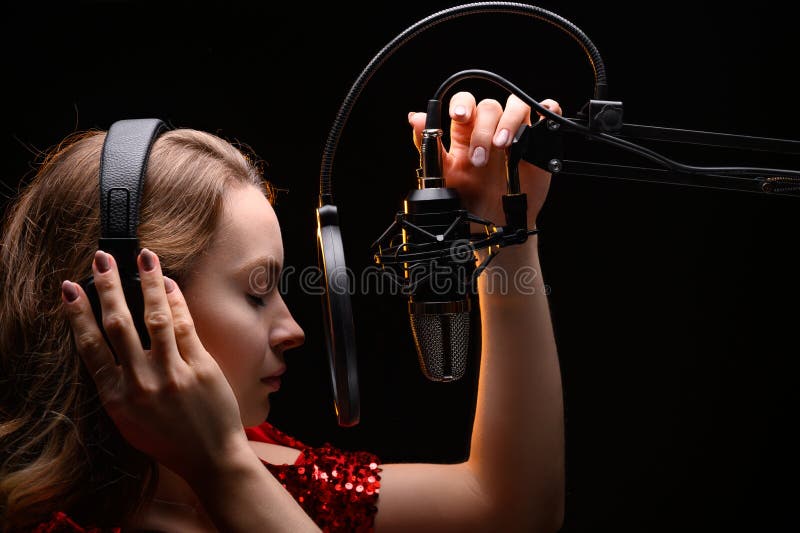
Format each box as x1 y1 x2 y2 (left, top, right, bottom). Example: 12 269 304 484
32 421 382 532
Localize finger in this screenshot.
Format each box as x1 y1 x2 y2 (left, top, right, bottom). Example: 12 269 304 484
535 98 563 121
409 92 478 158
493 94 532 149
92 250 149 376
137 248 182 373
447 91 477 160
469 98 503 168
161 275 207 365
409 111 426 152
408 111 452 172
61 279 122 393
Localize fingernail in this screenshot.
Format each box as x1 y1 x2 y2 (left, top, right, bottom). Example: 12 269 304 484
453 105 467 118
95 251 110 273
408 111 414 123
164 276 176 294
494 129 509 147
471 146 486 167
61 280 78 303
140 248 156 272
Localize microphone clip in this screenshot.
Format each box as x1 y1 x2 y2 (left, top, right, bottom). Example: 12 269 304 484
509 116 565 186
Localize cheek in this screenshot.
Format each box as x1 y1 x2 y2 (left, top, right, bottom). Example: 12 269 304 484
191 303 268 381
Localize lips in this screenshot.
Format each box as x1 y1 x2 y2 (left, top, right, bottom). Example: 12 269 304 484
260 366 285 391
260 377 279 390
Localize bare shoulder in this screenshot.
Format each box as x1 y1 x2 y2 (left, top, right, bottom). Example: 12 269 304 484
247 439 303 466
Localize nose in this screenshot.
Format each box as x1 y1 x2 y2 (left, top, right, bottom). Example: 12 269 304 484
270 295 306 353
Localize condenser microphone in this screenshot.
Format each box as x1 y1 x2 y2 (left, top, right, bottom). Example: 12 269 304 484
404 100 476 382
404 186 475 382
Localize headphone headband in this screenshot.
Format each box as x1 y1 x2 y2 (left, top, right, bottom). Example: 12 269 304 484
81 118 168 355
98 118 166 275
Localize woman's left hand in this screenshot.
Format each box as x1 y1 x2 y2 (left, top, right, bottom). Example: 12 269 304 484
61 250 249 486
408 92 562 231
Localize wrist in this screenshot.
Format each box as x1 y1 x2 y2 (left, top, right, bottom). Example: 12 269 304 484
474 235 545 300
184 432 259 494
474 232 539 266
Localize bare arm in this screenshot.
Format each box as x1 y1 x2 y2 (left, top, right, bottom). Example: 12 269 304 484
374 96 564 532
469 235 564 530
374 236 563 533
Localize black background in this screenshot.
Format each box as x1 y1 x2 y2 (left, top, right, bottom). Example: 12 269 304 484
2 2 798 531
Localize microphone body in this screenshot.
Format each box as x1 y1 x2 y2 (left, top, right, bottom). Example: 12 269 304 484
403 186 476 381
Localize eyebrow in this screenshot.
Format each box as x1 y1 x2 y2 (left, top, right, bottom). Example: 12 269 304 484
234 256 283 279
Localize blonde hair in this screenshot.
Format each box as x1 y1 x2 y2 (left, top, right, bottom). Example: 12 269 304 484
0 127 273 531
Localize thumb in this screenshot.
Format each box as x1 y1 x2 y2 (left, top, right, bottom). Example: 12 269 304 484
408 111 426 152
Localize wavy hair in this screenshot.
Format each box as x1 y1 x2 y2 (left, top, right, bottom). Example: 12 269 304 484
0 126 273 531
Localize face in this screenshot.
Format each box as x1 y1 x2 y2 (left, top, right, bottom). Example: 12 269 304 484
181 184 305 427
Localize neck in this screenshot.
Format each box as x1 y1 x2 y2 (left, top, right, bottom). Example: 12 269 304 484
124 463 216 531
152 462 205 513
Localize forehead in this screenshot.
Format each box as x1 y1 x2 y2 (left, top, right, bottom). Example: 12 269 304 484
212 185 283 265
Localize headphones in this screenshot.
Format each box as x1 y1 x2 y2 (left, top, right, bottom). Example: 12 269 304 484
79 118 167 363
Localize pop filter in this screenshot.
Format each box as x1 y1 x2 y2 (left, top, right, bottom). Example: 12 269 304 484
316 204 359 426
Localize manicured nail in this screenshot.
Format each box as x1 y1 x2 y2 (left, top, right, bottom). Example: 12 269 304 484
95 251 110 273
408 111 414 122
471 146 486 167
494 128 509 147
61 280 78 303
164 276 176 294
140 248 156 272
453 105 467 118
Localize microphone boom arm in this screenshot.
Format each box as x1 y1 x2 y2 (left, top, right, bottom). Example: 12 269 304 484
515 103 800 197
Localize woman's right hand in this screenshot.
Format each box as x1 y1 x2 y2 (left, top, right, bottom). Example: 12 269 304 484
61 248 248 484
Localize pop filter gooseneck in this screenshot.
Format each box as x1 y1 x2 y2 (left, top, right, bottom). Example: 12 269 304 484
315 2 607 426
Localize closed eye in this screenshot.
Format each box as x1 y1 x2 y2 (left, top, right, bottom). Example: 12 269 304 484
247 294 266 307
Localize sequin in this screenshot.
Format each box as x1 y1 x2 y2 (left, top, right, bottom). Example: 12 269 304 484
39 421 382 533
251 421 383 532
31 511 120 533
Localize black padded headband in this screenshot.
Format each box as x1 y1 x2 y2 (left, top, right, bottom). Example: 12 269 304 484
79 118 167 354
97 118 166 273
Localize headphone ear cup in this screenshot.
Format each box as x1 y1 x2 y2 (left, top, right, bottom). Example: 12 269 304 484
78 274 152 365
79 276 119 365
120 273 151 351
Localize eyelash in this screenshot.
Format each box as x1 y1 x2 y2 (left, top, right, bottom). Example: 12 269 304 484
247 294 266 307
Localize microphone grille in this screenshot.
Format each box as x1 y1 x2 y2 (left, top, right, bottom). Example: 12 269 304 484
409 307 470 382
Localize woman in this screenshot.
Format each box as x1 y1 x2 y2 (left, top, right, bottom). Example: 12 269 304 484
0 92 565 532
